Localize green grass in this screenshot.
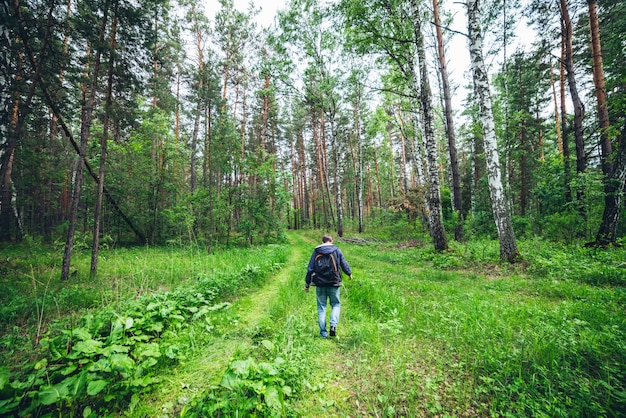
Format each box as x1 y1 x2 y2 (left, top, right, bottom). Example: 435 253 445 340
1 232 625 417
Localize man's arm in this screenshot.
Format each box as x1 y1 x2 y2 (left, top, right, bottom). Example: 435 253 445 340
304 251 316 291
337 249 352 278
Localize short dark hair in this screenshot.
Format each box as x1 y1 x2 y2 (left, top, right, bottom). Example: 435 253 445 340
322 234 333 243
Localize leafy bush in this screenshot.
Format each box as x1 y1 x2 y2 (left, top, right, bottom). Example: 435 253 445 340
181 355 293 418
0 245 288 417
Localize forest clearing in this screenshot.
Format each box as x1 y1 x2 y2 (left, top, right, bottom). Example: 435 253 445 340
3 0 626 415
1 230 625 417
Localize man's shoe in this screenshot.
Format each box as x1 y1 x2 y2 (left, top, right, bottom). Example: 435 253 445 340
330 326 336 337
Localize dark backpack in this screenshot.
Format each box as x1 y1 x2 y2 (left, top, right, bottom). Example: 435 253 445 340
313 252 340 285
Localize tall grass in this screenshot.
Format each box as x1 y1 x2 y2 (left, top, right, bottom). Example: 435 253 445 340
336 235 626 417
2 233 625 417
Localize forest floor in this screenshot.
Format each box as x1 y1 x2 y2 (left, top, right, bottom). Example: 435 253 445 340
135 230 396 417
132 230 625 417
2 231 623 417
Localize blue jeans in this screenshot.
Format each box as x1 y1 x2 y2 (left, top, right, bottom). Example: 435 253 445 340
316 286 340 338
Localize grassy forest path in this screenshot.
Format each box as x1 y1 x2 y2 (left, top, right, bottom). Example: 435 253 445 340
136 231 314 416
133 231 625 417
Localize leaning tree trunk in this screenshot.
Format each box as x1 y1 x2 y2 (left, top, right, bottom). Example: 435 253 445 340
433 0 463 241
467 0 519 262
412 1 447 251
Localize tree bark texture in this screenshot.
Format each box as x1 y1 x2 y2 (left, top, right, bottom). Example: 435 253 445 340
559 0 586 176
413 1 447 251
467 0 518 261
91 0 119 278
588 0 623 245
62 1 110 280
433 0 463 241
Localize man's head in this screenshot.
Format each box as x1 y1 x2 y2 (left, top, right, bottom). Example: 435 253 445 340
322 234 333 243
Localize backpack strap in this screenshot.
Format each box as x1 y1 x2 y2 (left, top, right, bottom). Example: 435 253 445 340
315 252 337 271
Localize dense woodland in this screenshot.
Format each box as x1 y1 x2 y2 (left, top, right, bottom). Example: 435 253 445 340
2 0 626 270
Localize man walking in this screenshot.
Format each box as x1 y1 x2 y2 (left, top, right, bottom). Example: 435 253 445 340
305 234 352 338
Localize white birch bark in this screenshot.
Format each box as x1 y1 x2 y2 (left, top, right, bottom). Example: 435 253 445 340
410 0 447 250
467 0 519 261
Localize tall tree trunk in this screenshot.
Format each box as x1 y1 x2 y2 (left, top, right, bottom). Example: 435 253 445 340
560 35 572 203
387 122 396 199
62 1 110 280
298 131 309 225
589 0 622 245
14 0 144 245
433 0 463 241
328 112 344 237
44 0 73 244
467 0 518 262
373 147 383 208
190 5 205 194
588 0 611 176
290 135 300 229
3 0 55 242
559 0 586 176
91 0 119 278
519 72 527 216
320 112 335 227
550 57 563 155
413 2 447 251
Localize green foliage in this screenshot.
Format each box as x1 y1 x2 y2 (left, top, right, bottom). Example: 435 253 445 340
0 244 288 416
181 356 293 417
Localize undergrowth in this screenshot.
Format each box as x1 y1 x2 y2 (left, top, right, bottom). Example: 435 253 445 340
0 244 287 417
2 232 625 417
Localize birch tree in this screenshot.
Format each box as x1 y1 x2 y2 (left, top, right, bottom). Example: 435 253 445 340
340 0 447 249
467 0 519 262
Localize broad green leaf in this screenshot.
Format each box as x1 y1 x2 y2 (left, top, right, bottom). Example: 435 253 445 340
72 328 92 341
88 358 111 373
208 302 231 311
73 339 103 354
125 317 134 329
139 357 158 370
38 384 67 405
83 406 92 418
131 375 154 387
220 370 238 390
109 318 124 342
34 358 48 370
60 364 78 376
264 386 281 410
146 302 160 311
164 344 179 359
87 379 109 396
229 359 252 376
0 367 10 389
110 354 135 375
0 397 21 414
137 343 161 358
261 340 275 351
69 371 88 397
100 344 130 356
146 321 164 333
